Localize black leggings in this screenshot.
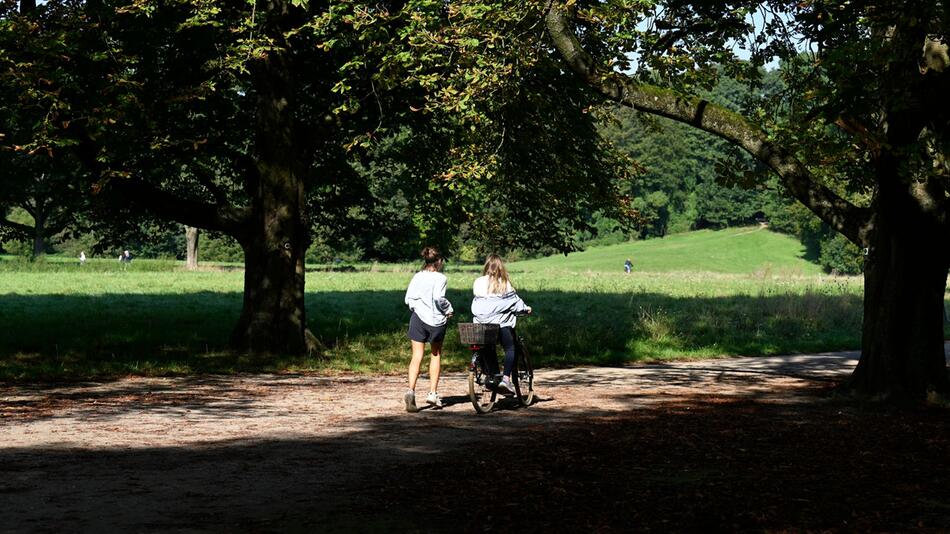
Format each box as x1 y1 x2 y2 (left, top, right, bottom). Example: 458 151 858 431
483 326 517 378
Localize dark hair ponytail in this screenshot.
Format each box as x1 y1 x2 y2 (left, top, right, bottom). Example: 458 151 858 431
421 246 444 272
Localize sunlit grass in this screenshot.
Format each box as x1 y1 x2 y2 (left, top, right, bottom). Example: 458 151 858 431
513 226 823 275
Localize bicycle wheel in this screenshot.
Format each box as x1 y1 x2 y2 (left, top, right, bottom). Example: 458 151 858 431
512 339 534 407
468 353 497 414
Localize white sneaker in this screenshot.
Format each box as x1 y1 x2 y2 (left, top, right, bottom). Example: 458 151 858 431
497 377 514 395
405 390 419 413
426 391 443 408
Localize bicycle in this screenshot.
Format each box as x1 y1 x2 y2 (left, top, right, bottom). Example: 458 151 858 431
458 322 535 414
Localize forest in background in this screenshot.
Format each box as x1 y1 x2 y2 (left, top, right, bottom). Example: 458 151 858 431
1 71 864 274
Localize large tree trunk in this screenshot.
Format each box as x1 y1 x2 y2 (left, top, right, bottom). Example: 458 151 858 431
849 165 950 400
851 228 949 400
32 232 44 258
185 226 199 270
233 232 317 354
31 214 45 259
230 39 318 356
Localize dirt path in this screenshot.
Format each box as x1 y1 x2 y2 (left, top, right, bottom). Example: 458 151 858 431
2 346 949 532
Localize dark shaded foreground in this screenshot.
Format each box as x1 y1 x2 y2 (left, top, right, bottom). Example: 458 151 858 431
3 388 949 532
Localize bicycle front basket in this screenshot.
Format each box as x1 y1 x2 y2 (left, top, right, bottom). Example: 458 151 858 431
458 323 499 345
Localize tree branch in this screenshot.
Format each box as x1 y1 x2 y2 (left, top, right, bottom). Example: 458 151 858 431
43 211 72 237
834 116 881 157
0 217 33 237
74 134 249 235
193 166 230 207
544 5 872 245
109 178 250 235
20 202 36 218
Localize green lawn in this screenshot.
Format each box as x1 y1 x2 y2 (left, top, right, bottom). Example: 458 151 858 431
0 255 184 272
0 267 868 381
514 226 822 275
0 228 945 381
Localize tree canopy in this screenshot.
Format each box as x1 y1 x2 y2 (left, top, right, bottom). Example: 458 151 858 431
0 0 635 352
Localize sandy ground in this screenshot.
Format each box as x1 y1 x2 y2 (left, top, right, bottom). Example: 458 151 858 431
1 346 948 532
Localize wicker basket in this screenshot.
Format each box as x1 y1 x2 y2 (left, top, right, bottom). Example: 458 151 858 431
458 322 499 345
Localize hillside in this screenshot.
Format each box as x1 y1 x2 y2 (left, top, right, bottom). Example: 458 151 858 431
513 226 824 275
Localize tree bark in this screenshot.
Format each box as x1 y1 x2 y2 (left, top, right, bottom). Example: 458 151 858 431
230 41 319 356
32 231 44 258
185 226 199 270
852 230 949 400
233 233 318 355
849 159 950 400
31 212 45 259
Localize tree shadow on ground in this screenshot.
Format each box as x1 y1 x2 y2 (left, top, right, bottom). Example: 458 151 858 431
0 372 553 424
0 374 353 423
0 289 871 380
543 352 868 389
2 388 949 532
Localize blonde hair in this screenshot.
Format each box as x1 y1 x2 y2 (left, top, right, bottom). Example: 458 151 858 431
482 254 510 294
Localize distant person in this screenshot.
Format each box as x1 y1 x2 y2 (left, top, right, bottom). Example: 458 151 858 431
624 258 633 274
471 254 532 395
403 246 453 412
79 251 86 265
119 250 132 269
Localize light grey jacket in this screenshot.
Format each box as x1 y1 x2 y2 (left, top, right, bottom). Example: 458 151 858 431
471 290 529 329
404 271 453 327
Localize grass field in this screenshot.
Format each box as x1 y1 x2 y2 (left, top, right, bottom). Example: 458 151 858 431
515 226 823 275
0 228 946 381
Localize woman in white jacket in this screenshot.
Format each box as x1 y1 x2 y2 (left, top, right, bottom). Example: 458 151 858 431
403 246 453 412
471 254 532 394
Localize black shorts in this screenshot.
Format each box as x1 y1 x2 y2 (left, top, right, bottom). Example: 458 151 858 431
407 312 447 343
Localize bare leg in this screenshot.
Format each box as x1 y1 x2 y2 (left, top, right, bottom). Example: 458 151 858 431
428 342 442 393
408 340 426 391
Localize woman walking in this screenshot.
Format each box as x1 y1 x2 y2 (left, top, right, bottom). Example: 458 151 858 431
403 246 453 412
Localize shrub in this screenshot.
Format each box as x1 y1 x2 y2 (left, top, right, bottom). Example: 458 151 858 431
819 233 864 275
201 234 244 262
